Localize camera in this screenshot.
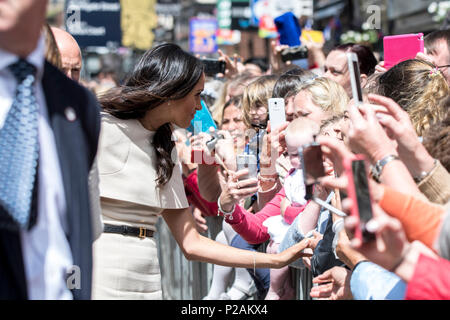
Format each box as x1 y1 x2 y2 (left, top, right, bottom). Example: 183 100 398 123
281 45 308 62
205 131 225 152
201 59 226 76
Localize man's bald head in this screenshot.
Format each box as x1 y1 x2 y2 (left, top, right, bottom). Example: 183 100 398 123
51 27 82 82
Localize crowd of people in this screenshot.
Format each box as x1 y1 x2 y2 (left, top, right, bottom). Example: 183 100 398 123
0 1 449 301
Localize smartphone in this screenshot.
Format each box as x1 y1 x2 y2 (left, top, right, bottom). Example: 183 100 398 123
299 142 325 186
344 156 375 243
205 131 224 152
268 98 286 131
236 154 258 181
347 52 364 106
383 33 424 70
201 58 226 76
281 45 308 62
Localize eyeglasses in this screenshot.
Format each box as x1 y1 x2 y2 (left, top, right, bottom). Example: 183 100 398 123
438 65 450 69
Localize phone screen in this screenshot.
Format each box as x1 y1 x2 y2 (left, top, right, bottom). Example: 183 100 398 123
352 60 363 104
236 154 258 180
351 160 375 241
302 144 325 185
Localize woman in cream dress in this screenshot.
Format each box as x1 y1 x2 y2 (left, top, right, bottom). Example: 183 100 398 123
91 43 311 299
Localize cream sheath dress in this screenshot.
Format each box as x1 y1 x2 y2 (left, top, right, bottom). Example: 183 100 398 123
92 113 188 299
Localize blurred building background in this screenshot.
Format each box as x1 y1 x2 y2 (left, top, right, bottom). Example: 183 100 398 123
46 0 450 84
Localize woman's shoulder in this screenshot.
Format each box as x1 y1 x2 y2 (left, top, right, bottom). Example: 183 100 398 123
99 112 131 146
100 112 127 137
99 112 154 143
100 112 133 129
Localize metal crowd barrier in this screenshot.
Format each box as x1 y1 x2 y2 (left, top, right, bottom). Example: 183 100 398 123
155 215 313 300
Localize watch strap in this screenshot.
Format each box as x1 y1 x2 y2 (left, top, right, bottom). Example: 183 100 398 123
371 154 400 182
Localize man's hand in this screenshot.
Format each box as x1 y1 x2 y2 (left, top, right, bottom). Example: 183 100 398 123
310 266 353 300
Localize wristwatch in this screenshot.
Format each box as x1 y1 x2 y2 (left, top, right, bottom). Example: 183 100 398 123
371 154 400 182
217 196 235 220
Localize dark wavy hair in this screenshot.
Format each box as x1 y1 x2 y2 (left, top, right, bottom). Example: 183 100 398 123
333 43 378 76
99 43 204 186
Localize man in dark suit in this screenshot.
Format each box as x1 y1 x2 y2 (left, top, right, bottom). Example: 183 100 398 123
0 0 100 299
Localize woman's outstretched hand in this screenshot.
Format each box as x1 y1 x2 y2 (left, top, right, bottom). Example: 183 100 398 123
273 238 313 269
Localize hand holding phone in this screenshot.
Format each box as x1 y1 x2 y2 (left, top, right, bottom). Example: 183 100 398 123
190 132 216 165
299 142 326 186
201 58 226 76
268 98 286 132
347 52 364 106
280 45 308 62
206 131 225 152
344 156 375 243
236 154 258 181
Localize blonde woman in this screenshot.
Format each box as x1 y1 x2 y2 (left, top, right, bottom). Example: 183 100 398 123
211 72 258 124
257 77 349 211
292 77 349 124
372 59 449 137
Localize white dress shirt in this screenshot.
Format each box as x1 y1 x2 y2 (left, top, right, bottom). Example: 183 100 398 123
0 36 73 299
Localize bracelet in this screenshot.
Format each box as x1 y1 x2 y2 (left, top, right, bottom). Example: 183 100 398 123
258 173 278 182
413 159 438 183
217 195 235 220
370 154 400 183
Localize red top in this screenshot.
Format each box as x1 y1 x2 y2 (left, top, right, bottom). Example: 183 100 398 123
226 187 309 244
183 169 219 217
405 254 450 300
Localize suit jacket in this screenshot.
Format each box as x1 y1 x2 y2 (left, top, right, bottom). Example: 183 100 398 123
0 61 101 299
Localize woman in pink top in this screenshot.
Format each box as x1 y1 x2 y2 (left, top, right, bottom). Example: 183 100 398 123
218 118 323 244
